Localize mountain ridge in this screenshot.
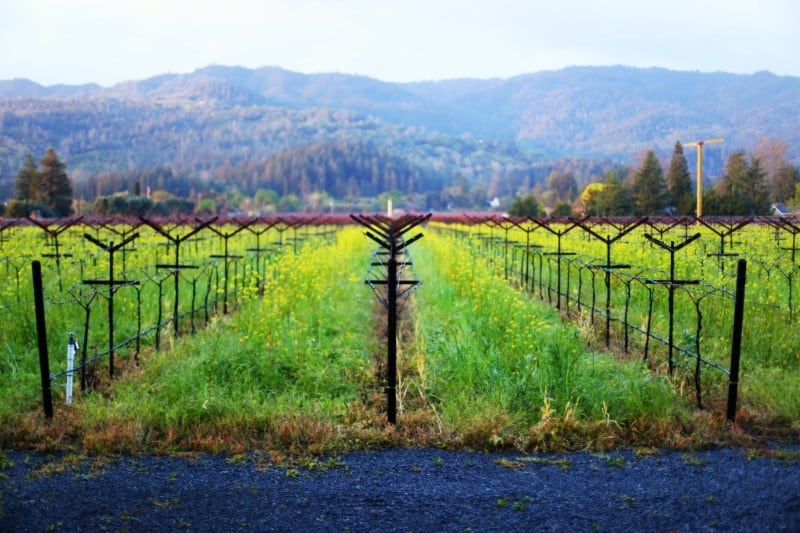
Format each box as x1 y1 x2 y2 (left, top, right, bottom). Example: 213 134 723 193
1 65 798 200
2 64 796 155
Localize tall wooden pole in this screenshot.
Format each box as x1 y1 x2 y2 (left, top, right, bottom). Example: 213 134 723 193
685 138 723 218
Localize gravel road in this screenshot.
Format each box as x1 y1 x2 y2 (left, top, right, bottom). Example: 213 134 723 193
2 445 799 532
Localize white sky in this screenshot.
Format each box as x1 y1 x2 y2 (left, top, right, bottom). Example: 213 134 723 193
1 0 798 86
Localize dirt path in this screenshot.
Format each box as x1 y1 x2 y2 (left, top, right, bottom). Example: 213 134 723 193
2 445 799 531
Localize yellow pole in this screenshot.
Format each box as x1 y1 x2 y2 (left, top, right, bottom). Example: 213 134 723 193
685 138 723 218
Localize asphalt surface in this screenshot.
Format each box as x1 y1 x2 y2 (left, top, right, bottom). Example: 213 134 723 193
1 446 799 532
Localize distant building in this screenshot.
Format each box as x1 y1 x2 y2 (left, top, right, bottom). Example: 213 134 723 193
771 203 794 216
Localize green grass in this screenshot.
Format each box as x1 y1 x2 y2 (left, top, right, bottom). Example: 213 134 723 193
1 224 794 455
74 229 377 454
406 233 687 450
437 221 800 433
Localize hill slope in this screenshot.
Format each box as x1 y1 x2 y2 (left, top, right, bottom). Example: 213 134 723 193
1 65 797 199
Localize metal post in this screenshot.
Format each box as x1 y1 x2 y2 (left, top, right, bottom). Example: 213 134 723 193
386 253 398 424
667 241 676 374
66 332 77 404
727 259 747 422
174 242 181 333
108 242 115 378
352 213 429 425
32 261 53 418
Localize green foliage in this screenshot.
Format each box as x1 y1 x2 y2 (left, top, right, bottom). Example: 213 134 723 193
277 194 301 213
0 219 797 453
15 153 36 200
254 188 279 206
4 199 53 218
31 149 73 217
546 170 578 203
76 229 374 451
412 233 681 433
12 149 73 217
770 163 798 205
149 197 195 216
707 151 770 215
92 192 154 216
631 151 666 215
508 193 540 217
666 142 694 215
193 197 216 216
551 202 573 216
582 169 632 215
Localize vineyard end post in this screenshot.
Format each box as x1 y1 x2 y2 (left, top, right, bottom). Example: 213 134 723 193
727 259 747 423
32 261 53 419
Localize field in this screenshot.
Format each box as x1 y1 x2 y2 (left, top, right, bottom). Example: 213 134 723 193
0 215 798 454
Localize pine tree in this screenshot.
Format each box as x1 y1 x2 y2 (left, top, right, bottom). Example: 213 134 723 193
15 153 37 200
508 193 540 217
546 170 578 203
34 148 74 217
712 151 769 215
666 141 693 215
631 150 666 215
742 158 769 215
771 163 798 204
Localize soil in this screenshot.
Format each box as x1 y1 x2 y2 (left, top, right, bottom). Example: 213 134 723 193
1 445 799 532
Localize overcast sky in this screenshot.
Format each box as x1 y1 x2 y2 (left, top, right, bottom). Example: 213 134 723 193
1 0 798 86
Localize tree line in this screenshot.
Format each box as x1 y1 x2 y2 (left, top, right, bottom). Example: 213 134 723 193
3 139 798 218
578 140 798 217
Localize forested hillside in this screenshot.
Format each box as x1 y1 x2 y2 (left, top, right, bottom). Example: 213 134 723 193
1 65 798 204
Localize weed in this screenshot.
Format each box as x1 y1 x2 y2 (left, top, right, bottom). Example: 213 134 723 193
226 454 249 465
519 456 573 471
494 458 526 470
28 455 84 479
747 447 800 461
680 453 708 467
296 456 346 472
0 452 13 470
619 494 636 509
597 453 626 467
634 447 659 457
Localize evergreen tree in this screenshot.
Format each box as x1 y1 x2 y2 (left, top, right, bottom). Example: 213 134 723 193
631 150 666 215
666 141 693 215
15 153 37 200
771 163 799 204
712 151 769 215
34 149 74 217
742 158 769 214
551 201 573 216
546 170 578 202
508 193 540 217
